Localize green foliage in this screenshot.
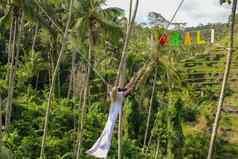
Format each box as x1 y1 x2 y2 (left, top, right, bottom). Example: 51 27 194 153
167 94 184 159
0 1 238 158
0 146 15 159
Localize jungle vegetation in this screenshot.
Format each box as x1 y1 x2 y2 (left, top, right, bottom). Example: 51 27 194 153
0 0 238 159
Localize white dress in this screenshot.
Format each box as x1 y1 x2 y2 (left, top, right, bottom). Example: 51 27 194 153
86 91 124 158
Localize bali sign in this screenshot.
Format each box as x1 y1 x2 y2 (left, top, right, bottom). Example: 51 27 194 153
152 29 215 47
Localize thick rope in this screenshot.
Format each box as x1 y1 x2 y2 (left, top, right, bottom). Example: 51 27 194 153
114 0 139 89
78 53 109 86
166 0 185 30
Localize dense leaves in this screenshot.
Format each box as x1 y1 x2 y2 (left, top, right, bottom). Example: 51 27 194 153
0 0 238 159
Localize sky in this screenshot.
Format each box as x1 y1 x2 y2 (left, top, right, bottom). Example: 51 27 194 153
106 0 232 26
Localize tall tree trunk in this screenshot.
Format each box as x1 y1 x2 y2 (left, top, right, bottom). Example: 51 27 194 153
5 9 23 129
32 25 40 90
5 14 14 105
28 24 39 93
207 0 237 159
7 16 13 67
48 41 55 87
40 0 73 158
143 73 157 150
75 64 90 159
154 139 160 159
57 72 61 97
67 51 76 98
5 14 17 129
76 28 93 158
74 79 84 158
31 24 39 60
69 52 77 158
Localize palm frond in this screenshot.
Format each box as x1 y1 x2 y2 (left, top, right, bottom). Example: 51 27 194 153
77 0 91 13
0 10 10 28
74 17 89 42
96 15 123 44
159 56 182 86
60 152 73 159
101 7 124 18
31 0 63 31
94 0 107 8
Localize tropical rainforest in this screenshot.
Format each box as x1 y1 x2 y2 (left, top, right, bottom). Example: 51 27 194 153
0 0 238 159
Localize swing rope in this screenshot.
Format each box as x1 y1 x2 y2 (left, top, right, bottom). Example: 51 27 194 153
114 0 140 89
166 0 185 30
78 52 109 86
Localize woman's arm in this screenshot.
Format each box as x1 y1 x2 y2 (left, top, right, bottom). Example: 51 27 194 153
123 81 134 97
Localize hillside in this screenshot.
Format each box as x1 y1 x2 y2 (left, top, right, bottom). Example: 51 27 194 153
179 20 238 158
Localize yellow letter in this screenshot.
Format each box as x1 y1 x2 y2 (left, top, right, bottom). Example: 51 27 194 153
184 32 192 46
196 31 206 45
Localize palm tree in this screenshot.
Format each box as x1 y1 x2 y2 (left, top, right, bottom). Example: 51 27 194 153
1 0 63 130
207 0 237 158
72 1 124 157
136 33 184 158
31 24 40 90
5 6 24 129
40 0 74 158
67 51 76 98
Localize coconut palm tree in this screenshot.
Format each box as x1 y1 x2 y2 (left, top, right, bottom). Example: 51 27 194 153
1 0 64 130
5 6 24 129
72 1 124 158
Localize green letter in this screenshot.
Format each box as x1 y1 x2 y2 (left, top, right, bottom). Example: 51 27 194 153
169 32 181 46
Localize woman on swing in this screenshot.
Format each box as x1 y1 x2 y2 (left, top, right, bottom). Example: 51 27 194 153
86 81 134 158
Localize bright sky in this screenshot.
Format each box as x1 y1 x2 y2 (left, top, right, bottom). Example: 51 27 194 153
106 0 232 26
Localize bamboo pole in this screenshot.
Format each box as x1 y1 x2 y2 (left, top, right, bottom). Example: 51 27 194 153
143 73 157 150
76 48 91 159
